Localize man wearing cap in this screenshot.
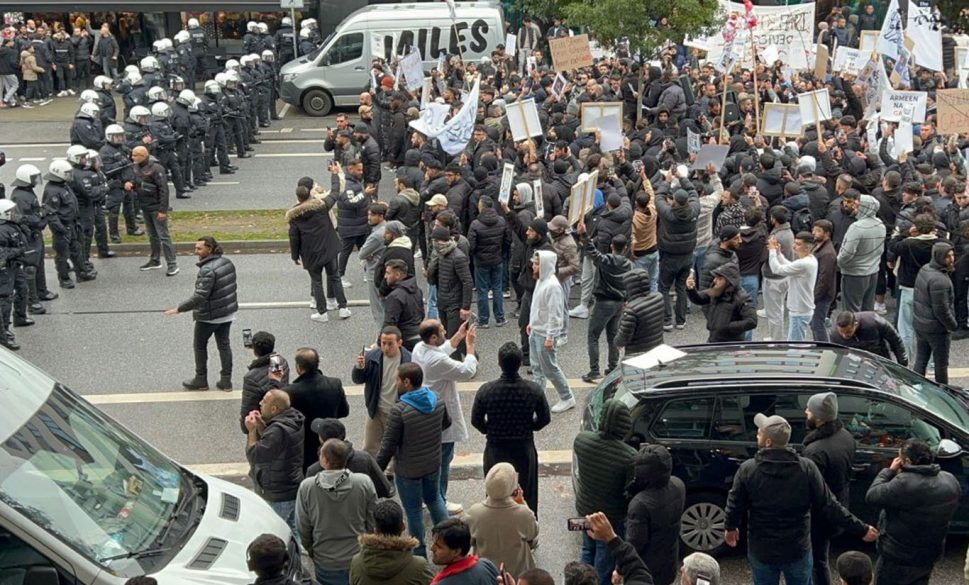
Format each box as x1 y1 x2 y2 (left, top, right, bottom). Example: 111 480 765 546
699 226 741 303
656 180 701 331
725 413 877 585
306 417 393 499
803 392 856 585
323 116 358 167
829 311 907 365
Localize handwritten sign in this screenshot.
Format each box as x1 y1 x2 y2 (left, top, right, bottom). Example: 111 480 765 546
498 163 515 205
399 51 424 92
549 33 593 72
687 128 702 155
833 47 864 76
937 89 969 134
880 89 927 123
533 179 545 219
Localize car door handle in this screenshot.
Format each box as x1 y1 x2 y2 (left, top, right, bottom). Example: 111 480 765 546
851 464 869 472
354 66 365 71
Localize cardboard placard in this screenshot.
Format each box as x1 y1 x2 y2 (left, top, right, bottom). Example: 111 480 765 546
880 90 927 123
551 73 567 99
505 33 517 57
833 47 865 76
580 102 623 133
859 30 879 55
506 98 543 141
583 170 599 218
687 128 702 155
689 145 730 171
894 121 913 159
937 89 969 135
498 162 515 205
567 176 588 226
399 51 425 92
814 43 829 79
797 89 832 125
549 33 593 72
594 115 623 152
761 103 803 137
533 179 545 219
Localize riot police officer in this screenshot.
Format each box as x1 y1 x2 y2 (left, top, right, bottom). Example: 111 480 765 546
188 96 212 187
221 72 250 159
0 199 28 349
71 102 104 151
68 145 107 270
100 124 142 242
256 23 274 53
203 79 235 174
172 90 199 189
298 27 315 58
43 159 94 288
124 105 154 152
9 164 58 314
121 68 149 121
243 21 259 54
92 76 117 125
274 16 296 65
147 85 169 108
82 149 114 260
260 50 280 121
149 101 190 199
140 55 163 90
188 17 208 82
173 30 195 88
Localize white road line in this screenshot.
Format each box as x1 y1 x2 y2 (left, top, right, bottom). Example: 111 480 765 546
0 143 70 148
205 181 240 185
237 299 369 309
260 130 280 134
278 103 290 119
86 380 594 405
280 127 293 133
257 139 325 144
189 450 574 477
300 128 326 132
254 152 328 158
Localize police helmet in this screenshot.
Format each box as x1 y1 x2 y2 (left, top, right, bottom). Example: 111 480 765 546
66 144 90 165
46 159 74 183
12 164 41 188
177 89 197 106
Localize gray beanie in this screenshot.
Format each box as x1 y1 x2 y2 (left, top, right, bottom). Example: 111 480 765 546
385 220 406 236
807 392 838 423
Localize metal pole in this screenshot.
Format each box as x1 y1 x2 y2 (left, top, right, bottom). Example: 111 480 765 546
291 7 298 61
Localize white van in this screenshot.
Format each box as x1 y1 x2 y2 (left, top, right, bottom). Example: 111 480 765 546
0 349 306 585
280 1 506 116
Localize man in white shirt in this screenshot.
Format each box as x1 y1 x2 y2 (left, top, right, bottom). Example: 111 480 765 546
412 318 478 514
768 231 819 342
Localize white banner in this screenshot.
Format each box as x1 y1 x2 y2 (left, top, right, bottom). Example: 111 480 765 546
437 78 480 155
880 90 927 123
907 1 943 72
686 0 816 70
877 0 903 61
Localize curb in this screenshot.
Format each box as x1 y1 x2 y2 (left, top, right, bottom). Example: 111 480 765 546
48 239 291 258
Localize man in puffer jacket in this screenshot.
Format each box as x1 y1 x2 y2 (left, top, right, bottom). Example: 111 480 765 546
335 160 372 287
468 196 510 327
572 398 638 585
166 236 238 392
387 174 422 245
581 235 632 383
656 182 700 330
428 227 473 357
626 444 685 585
837 193 886 312
615 269 664 355
686 262 757 342
913 242 959 384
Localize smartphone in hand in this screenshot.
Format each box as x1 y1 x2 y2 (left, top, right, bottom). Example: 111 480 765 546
242 328 253 348
567 517 591 532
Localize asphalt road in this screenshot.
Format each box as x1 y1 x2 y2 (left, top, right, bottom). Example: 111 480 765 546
3 106 969 583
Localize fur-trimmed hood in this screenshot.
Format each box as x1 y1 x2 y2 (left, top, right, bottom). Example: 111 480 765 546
285 197 326 222
358 532 420 551
353 532 430 582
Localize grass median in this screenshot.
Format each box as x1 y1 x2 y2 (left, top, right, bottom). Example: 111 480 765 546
44 209 290 244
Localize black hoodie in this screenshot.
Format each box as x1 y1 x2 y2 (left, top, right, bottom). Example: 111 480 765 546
383 275 425 342
626 445 685 585
686 263 757 342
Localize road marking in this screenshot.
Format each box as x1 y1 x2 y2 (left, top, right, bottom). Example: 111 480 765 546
256 139 325 144
0 143 70 148
17 157 47 162
189 450 574 478
254 153 328 158
86 380 595 405
205 181 240 185
301 128 326 132
279 103 290 119
237 299 370 309
260 130 280 134
280 127 294 134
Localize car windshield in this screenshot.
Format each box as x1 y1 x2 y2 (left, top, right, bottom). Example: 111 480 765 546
0 378 188 575
879 360 969 433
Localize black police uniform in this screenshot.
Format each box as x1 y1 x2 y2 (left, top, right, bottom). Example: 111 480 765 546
70 113 104 150
96 88 116 126
42 178 92 286
9 185 54 307
0 217 28 349
203 91 233 172
149 116 189 199
72 164 110 265
99 141 139 239
189 26 208 81
188 103 211 185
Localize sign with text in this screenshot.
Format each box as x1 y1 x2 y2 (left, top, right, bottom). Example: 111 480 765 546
549 33 593 72
880 89 927 123
580 102 623 133
498 163 515 206
833 47 864 75
399 51 425 92
937 89 969 135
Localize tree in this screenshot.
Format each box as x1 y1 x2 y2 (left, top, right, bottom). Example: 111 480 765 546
522 0 721 120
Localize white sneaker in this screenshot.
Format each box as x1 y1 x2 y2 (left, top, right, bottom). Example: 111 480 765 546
551 398 576 413
57 90 67 97
341 278 352 288
339 307 352 319
446 501 463 515
414 250 422 259
310 312 329 323
568 305 589 319
557 335 568 347
309 298 316 309
874 302 887 315
326 299 338 311
756 308 767 318
67 89 76 96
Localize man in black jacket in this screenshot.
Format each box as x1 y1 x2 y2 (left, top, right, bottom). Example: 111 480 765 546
725 413 877 585
803 392 857 585
581 234 632 383
468 196 510 328
165 236 238 392
576 512 655 585
305 418 394 499
866 438 961 585
829 311 907 365
686 263 757 342
240 331 290 433
333 160 371 293
244 389 304 537
129 146 177 275
912 242 958 384
470 342 550 516
656 185 700 330
615 269 664 355
382 261 424 350
626 444 685 585
428 227 473 358
272 347 350 472
352 326 412 457
353 124 382 195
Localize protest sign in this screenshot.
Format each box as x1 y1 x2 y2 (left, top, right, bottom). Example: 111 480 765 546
685 0 815 70
583 170 599 217
506 99 543 141
877 0 903 60
498 163 515 206
797 89 832 126
760 44 779 66
533 179 545 219
907 1 943 72
505 33 517 57
549 34 593 72
956 47 969 89
814 43 829 79
551 73 567 98
894 121 913 159
937 89 969 134
595 115 623 152
687 128 703 155
689 145 730 171
761 103 803 137
880 90 927 123
890 37 916 87
580 102 624 133
420 77 432 109
399 51 425 92
567 176 589 225
859 30 879 55
371 33 385 62
833 47 864 75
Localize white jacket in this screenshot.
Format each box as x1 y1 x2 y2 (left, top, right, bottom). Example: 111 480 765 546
529 250 566 341
412 340 477 443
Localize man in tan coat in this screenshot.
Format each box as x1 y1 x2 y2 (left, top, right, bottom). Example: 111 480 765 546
19 45 45 106
465 462 538 578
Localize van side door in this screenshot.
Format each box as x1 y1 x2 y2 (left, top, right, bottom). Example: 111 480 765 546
317 32 366 102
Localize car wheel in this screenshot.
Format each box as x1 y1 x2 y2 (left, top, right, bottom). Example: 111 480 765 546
301 89 333 117
680 492 729 555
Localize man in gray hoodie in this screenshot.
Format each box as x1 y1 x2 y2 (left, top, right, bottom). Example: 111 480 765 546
297 438 377 585
837 193 885 312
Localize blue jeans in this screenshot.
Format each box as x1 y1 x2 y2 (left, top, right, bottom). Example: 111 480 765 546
788 313 811 341
396 473 448 557
315 566 349 585
427 284 439 319
748 551 812 585
269 500 298 541
529 331 573 401
440 442 455 504
897 287 915 363
740 274 760 341
475 263 505 324
633 251 659 293
581 520 625 585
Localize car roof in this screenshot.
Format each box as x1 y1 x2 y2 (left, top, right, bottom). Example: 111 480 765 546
621 342 899 397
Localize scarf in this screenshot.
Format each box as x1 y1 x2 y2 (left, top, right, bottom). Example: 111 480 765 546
431 555 480 584
434 239 457 256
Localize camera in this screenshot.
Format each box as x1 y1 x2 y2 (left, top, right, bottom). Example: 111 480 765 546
242 328 253 348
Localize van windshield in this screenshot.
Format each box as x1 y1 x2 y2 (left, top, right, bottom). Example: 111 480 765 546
0 382 191 575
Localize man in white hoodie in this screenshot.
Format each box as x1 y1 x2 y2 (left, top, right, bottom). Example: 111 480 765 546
768 231 819 342
297 438 377 585
528 250 575 413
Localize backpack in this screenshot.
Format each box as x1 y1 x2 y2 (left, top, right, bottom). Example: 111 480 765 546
791 207 814 235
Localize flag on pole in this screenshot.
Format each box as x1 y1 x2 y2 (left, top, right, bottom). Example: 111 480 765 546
438 77 480 155
443 0 457 21
877 0 903 61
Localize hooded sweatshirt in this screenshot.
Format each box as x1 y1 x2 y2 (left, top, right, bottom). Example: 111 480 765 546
528 250 566 342
573 399 637 524
297 468 377 570
768 245 818 316
350 533 435 585
626 445 686 585
466 463 539 578
837 195 886 276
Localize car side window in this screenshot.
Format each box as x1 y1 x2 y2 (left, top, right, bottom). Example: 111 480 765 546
0 528 72 585
836 395 942 449
651 397 714 439
714 393 808 444
325 33 364 65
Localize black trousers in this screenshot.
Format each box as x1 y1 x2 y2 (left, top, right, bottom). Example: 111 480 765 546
338 233 368 276
518 289 533 363
51 223 86 280
588 298 623 374
874 556 934 585
483 439 540 518
308 257 346 313
74 60 90 91
810 523 836 585
914 330 950 384
105 188 138 236
12 265 28 321
439 305 466 359
194 320 233 379
953 254 969 329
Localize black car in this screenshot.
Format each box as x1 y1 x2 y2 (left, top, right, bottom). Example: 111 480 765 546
577 341 969 556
